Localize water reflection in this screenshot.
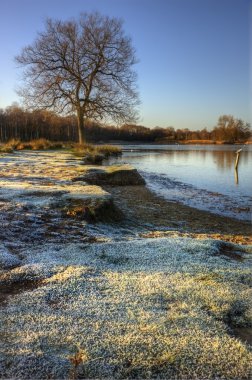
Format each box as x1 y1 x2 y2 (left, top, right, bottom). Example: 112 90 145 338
235 168 239 185
132 149 251 171
118 145 252 197
108 145 252 220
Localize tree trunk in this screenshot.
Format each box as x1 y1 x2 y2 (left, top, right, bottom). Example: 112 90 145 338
77 109 86 144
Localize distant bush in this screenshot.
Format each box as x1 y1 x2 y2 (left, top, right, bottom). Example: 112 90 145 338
0 138 66 152
0 139 20 153
179 139 215 145
18 138 66 150
96 144 122 157
73 143 121 164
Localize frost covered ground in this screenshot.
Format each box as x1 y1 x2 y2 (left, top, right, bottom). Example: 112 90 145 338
0 151 122 245
0 150 252 379
1 238 252 379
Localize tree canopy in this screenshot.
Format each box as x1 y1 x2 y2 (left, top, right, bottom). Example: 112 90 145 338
16 12 139 143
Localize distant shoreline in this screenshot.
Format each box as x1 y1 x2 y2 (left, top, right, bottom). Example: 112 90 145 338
104 140 252 145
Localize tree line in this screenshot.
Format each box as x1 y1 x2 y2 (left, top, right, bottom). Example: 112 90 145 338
0 105 250 144
0 105 77 142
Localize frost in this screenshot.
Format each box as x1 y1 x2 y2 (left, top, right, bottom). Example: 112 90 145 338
0 150 252 379
1 237 252 379
0 246 21 269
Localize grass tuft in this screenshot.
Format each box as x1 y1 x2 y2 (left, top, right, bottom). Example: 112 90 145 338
73 143 121 164
68 346 89 380
0 138 66 151
0 138 21 152
0 140 121 163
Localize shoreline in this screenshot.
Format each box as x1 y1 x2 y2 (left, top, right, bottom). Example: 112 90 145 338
105 140 252 145
106 184 252 245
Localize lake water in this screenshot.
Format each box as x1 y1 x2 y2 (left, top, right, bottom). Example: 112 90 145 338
107 144 252 222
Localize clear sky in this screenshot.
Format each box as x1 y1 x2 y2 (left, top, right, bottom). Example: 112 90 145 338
0 0 251 130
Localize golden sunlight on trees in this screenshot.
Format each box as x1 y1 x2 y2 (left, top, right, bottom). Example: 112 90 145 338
15 12 139 143
212 115 251 143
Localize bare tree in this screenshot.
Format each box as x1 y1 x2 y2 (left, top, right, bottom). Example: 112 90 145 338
15 12 139 143
213 115 251 143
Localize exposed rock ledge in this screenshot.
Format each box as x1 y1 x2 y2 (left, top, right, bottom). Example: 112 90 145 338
0 179 123 229
72 164 145 186
61 185 123 222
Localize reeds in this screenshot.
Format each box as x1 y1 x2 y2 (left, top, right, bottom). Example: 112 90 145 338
0 138 66 152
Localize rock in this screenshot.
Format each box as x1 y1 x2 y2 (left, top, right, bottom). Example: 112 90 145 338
82 153 105 165
62 185 111 201
61 185 123 222
72 165 145 186
0 247 21 269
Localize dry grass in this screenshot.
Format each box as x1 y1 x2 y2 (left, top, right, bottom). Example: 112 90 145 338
73 143 121 164
95 144 122 157
17 139 65 150
0 138 66 152
68 346 89 379
0 138 20 152
179 139 216 144
0 140 121 163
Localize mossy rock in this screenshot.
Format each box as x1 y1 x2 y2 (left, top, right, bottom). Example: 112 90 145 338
61 186 123 222
62 198 123 223
82 153 105 165
72 165 145 186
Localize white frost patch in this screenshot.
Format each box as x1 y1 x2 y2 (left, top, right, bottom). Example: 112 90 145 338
22 237 251 274
62 185 110 201
0 150 109 206
0 247 21 269
1 237 251 378
0 180 110 206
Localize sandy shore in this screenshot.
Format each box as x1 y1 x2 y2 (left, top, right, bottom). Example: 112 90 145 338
106 184 252 245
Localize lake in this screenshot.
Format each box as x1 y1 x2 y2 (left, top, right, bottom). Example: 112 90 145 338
107 144 252 222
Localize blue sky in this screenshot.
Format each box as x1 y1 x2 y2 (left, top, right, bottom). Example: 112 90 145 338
0 0 251 130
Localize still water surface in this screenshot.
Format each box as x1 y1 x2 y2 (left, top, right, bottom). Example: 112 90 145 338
108 144 252 221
